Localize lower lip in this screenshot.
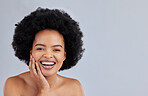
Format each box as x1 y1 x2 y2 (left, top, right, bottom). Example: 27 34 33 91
41 64 55 70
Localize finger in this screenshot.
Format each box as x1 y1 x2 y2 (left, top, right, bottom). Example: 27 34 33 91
35 62 46 80
29 56 32 71
31 56 37 76
29 56 35 78
35 62 42 75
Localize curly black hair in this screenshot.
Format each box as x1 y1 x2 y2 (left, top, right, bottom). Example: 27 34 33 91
12 7 84 71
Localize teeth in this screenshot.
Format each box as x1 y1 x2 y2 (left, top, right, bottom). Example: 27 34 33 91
42 62 55 65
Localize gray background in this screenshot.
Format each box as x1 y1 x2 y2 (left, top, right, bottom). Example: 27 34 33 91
1 0 148 96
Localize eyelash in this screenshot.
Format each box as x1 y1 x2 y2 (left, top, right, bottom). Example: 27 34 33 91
36 48 44 50
53 49 61 52
36 48 61 52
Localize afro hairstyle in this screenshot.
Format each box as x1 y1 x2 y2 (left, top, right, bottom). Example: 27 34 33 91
12 7 84 71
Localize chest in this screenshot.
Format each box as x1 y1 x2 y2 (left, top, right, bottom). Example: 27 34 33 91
20 85 75 96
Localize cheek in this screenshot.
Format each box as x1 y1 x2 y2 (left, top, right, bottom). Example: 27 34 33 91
32 51 42 61
57 53 66 62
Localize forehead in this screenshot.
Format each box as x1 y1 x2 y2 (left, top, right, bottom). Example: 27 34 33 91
34 29 64 45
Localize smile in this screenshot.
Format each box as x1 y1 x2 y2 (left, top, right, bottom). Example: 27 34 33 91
40 60 56 70
41 61 56 66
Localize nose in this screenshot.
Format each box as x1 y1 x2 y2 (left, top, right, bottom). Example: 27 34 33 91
43 50 53 59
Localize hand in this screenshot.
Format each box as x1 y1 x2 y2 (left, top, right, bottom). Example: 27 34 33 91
29 55 50 95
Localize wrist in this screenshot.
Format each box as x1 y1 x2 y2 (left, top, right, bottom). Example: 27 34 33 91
37 89 50 96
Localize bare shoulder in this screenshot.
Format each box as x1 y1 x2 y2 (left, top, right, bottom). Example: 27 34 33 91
59 75 84 96
4 72 28 96
64 77 82 88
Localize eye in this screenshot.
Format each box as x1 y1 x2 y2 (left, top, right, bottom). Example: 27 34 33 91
36 48 44 50
53 49 61 52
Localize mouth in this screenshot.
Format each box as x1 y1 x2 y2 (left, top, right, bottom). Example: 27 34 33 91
40 60 56 70
40 61 56 66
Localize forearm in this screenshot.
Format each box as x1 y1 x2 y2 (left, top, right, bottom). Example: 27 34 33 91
37 89 51 96
37 93 48 96
37 92 48 96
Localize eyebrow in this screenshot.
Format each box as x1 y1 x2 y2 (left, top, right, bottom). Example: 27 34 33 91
35 44 63 48
35 44 46 47
52 45 63 48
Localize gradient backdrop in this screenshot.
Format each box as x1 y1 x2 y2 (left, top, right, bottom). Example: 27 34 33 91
1 0 148 96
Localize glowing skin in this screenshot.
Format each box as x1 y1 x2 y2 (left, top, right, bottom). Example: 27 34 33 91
30 29 66 77
4 29 84 96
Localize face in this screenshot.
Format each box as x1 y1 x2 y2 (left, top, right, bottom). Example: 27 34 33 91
30 29 66 77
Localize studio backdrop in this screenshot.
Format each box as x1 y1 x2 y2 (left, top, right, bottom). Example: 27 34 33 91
1 0 148 96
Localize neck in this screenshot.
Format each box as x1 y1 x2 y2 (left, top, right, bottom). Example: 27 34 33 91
45 74 59 88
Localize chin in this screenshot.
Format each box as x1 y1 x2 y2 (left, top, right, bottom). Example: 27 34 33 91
39 62 63 76
42 71 56 77
40 68 58 77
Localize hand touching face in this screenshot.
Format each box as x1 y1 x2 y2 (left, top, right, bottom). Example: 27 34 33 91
30 29 66 77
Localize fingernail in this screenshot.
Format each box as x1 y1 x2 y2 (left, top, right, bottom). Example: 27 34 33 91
30 56 32 59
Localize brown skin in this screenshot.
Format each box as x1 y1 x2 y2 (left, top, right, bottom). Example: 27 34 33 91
4 30 84 96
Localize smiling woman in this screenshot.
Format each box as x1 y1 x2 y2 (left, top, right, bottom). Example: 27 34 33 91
31 29 66 77
4 8 84 96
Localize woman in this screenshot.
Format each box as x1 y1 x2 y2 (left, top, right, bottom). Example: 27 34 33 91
4 8 84 96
